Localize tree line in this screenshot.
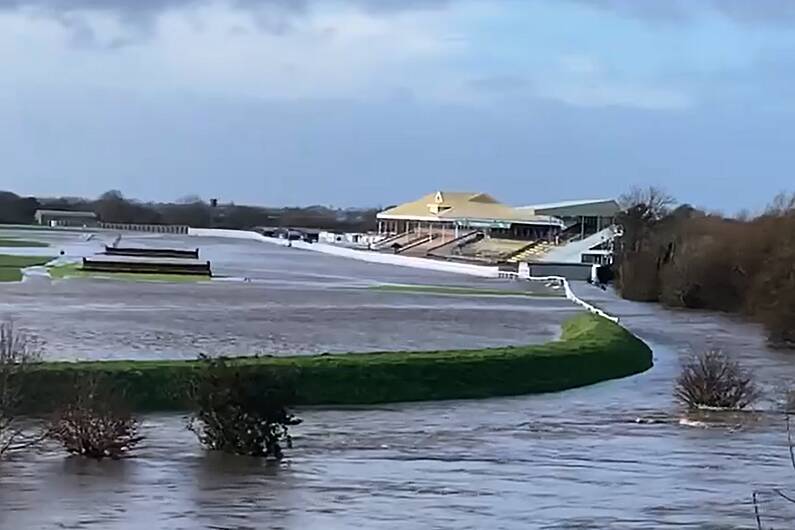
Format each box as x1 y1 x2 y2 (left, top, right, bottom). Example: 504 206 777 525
0 189 378 232
615 187 795 347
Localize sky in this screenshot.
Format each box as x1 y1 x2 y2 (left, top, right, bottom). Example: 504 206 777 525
1 0 795 211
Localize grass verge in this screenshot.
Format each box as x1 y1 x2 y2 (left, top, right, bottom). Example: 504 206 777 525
0 254 55 282
0 237 50 248
367 283 560 297
17 314 653 411
49 262 210 283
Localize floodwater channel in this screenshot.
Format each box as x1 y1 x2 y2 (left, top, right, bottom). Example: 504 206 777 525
1 230 795 529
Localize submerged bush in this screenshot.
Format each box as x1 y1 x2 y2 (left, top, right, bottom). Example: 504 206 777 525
674 350 760 410
48 377 143 459
188 356 301 459
0 320 45 457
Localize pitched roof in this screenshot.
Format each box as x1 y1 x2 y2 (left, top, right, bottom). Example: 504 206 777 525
377 191 561 226
519 199 620 217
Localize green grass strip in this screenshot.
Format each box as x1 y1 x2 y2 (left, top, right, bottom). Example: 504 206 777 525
0 254 55 282
0 238 50 248
18 314 653 411
368 284 560 297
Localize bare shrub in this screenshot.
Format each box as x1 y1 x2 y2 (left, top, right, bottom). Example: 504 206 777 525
48 376 143 459
674 350 760 410
188 356 301 459
0 320 44 457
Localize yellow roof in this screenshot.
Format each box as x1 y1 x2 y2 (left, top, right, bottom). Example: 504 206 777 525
377 191 561 225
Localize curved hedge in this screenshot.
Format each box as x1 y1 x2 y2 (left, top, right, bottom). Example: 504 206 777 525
19 314 652 411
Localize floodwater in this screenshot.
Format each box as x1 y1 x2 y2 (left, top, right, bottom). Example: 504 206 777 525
0 230 574 360
2 230 795 529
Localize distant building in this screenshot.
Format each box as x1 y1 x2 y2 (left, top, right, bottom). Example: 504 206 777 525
34 209 98 227
376 191 564 241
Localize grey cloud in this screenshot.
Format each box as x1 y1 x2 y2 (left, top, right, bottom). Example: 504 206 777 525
0 0 449 16
0 0 451 46
568 0 795 25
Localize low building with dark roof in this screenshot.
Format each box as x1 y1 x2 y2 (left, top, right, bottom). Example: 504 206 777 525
34 209 98 227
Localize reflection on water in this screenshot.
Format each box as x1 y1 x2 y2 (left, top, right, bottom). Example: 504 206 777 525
1 233 795 528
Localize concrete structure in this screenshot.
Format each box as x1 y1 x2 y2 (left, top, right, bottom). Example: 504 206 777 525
35 209 98 227
377 191 564 241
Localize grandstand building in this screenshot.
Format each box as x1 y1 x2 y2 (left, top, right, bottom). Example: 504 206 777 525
377 191 564 240
374 191 620 264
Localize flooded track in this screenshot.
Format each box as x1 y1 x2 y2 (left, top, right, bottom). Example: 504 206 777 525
2 230 795 528
0 230 573 360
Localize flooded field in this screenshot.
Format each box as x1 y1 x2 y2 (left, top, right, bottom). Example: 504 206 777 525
0 229 573 360
1 229 795 528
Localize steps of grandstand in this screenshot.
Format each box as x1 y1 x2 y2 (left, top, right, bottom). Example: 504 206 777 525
427 230 482 256
506 240 556 263
372 230 414 250
372 231 422 251
397 233 441 254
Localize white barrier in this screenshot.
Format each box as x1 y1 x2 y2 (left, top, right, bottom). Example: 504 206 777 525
522 274 619 323
188 228 618 321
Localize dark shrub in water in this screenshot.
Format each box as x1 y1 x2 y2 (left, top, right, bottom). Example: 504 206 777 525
188 356 301 459
675 350 760 410
0 320 45 457
49 377 143 459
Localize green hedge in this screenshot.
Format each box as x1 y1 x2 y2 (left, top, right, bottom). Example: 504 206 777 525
19 314 652 411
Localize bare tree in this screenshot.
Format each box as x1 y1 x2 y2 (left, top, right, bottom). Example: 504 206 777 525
619 185 676 221
764 192 795 217
0 320 44 457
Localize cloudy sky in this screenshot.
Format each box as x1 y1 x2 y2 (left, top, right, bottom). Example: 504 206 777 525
1 0 794 210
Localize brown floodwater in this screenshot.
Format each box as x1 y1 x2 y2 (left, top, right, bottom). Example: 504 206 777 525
1 230 795 529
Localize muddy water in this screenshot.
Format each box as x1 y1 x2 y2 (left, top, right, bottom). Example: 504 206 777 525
1 231 795 528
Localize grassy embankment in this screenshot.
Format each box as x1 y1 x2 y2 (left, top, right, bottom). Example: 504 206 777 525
0 255 54 282
367 284 559 297
48 262 209 283
19 313 652 411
